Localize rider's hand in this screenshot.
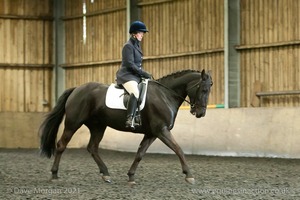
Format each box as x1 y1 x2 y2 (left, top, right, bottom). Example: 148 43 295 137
141 71 152 79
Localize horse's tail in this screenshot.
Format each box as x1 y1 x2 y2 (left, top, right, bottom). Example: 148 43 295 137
39 87 76 158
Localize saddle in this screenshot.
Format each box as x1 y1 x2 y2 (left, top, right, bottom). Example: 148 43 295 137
105 79 148 111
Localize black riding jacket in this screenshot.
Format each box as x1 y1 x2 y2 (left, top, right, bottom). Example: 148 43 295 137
116 37 147 85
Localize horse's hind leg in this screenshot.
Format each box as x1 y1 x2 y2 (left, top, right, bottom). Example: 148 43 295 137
86 125 111 183
51 125 78 179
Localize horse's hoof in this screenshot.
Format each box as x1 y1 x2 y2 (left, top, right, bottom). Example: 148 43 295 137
50 175 59 181
49 177 60 182
102 176 111 183
185 177 195 185
127 181 136 187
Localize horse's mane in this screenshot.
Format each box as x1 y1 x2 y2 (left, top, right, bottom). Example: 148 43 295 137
156 69 202 82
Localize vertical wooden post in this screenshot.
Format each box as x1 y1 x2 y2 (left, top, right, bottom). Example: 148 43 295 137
224 0 240 108
53 0 65 105
126 0 139 39
130 0 139 22
224 0 229 108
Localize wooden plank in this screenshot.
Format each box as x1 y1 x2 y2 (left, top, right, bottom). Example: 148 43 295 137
34 69 40 111
255 90 300 97
0 14 53 20
61 49 224 68
24 20 30 64
4 69 11 111
138 0 174 6
44 69 52 111
297 0 300 41
282 0 288 42
0 63 54 68
0 20 4 62
259 0 264 44
17 20 25 63
18 69 25 111
24 69 31 111
4 20 11 63
10 69 18 111
0 69 3 111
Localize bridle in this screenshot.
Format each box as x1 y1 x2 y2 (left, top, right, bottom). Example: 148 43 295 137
186 80 203 109
186 79 212 109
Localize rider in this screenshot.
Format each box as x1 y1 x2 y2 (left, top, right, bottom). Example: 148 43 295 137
116 21 152 129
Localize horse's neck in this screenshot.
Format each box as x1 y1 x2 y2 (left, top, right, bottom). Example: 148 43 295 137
151 73 196 112
160 73 198 92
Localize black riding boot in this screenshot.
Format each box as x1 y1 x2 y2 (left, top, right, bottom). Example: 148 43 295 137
125 94 138 129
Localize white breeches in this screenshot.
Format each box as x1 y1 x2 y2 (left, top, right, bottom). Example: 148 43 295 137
123 81 139 99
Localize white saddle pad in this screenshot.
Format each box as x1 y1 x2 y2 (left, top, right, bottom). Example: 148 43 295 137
105 80 148 110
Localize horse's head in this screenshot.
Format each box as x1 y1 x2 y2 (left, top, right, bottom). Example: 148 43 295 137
187 69 213 118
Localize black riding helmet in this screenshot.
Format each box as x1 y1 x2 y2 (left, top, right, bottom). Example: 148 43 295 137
129 21 149 34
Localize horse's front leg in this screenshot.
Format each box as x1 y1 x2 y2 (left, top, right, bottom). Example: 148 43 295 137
127 135 156 185
158 127 195 184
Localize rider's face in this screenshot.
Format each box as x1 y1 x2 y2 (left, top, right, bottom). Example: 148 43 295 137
134 32 144 41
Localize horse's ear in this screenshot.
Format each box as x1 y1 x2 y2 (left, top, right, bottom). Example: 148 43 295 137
201 69 206 79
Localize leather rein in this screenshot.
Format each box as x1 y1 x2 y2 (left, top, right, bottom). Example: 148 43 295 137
151 79 204 108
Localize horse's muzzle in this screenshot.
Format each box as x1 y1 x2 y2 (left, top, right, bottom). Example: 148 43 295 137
190 107 206 118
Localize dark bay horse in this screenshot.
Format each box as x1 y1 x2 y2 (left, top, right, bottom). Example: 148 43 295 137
39 69 213 185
